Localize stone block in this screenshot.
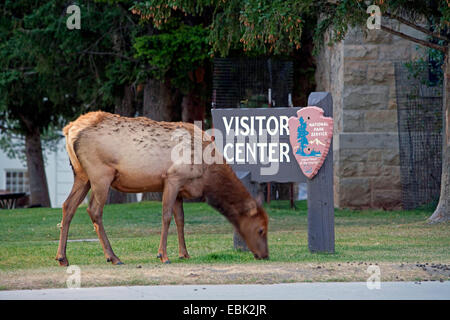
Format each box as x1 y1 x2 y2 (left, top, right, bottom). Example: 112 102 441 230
343 85 390 110
378 44 411 61
339 133 399 149
339 162 361 177
368 150 382 162
367 62 395 84
380 165 401 178
372 190 402 210
370 174 401 190
361 163 384 177
344 61 368 85
339 148 370 162
344 45 379 60
343 110 365 132
338 177 371 208
382 151 400 166
364 110 398 132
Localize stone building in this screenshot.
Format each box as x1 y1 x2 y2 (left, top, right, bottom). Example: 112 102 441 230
315 21 426 209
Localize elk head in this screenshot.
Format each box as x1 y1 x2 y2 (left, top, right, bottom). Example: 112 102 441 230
238 200 269 260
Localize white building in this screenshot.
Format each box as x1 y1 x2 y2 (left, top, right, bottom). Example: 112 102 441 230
0 137 74 208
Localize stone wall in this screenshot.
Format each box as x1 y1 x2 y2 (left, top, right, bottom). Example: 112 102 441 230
315 21 426 209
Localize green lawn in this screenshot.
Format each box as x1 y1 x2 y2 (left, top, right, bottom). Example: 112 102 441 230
0 200 448 289
1 200 448 269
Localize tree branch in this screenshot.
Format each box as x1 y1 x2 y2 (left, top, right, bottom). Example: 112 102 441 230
385 12 450 43
380 25 447 52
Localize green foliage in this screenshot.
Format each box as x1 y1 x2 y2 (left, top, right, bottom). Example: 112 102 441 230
133 23 210 92
405 45 445 86
311 0 449 54
0 0 143 157
131 0 449 57
132 0 307 56
0 0 82 156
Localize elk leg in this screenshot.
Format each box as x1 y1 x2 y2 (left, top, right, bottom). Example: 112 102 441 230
56 178 90 266
173 197 190 259
88 176 123 265
157 179 180 264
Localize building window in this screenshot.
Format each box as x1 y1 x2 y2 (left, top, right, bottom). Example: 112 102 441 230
5 170 30 194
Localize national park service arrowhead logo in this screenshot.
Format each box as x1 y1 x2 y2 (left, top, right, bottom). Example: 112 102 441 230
288 107 333 179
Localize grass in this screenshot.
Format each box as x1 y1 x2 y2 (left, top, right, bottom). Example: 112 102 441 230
0 200 449 289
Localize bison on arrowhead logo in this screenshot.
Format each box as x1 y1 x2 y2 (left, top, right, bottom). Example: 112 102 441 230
288 107 333 179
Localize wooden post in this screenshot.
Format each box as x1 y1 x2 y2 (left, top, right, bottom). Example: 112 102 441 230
288 93 295 209
306 92 335 253
233 171 258 252
266 88 272 205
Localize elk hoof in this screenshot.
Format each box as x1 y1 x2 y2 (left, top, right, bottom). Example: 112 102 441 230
106 257 123 265
114 261 124 265
56 257 69 267
156 253 162 259
179 254 190 259
164 260 171 264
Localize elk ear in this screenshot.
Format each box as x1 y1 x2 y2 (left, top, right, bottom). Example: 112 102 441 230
247 200 258 216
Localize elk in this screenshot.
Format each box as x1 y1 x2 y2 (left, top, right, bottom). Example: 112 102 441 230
56 111 269 266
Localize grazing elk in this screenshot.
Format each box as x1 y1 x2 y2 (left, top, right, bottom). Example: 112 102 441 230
56 111 269 266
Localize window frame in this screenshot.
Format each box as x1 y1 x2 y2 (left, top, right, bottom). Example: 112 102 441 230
4 169 30 194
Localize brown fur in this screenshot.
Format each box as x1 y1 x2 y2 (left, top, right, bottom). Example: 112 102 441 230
56 112 269 266
204 164 269 256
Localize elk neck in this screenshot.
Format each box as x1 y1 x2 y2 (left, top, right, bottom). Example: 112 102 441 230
203 163 255 228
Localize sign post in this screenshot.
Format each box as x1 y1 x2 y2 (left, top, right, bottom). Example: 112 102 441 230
211 92 335 254
306 92 335 253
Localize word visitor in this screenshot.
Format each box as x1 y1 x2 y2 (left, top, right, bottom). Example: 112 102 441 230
222 115 291 164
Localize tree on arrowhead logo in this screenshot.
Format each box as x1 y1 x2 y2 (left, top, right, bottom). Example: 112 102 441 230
288 106 333 179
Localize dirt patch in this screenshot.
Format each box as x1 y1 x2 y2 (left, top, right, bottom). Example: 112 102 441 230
1 261 449 290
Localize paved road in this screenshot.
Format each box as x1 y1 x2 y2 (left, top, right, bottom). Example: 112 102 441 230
0 281 449 300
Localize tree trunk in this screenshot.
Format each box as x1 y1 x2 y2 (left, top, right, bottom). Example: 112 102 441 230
428 48 450 223
25 126 51 207
107 85 137 204
181 91 205 124
141 78 181 202
182 67 207 125
142 78 179 121
117 85 135 117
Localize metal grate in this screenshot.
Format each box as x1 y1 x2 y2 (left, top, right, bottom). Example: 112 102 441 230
213 57 293 109
394 62 443 210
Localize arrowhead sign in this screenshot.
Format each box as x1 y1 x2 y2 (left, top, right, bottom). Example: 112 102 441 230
288 106 333 179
